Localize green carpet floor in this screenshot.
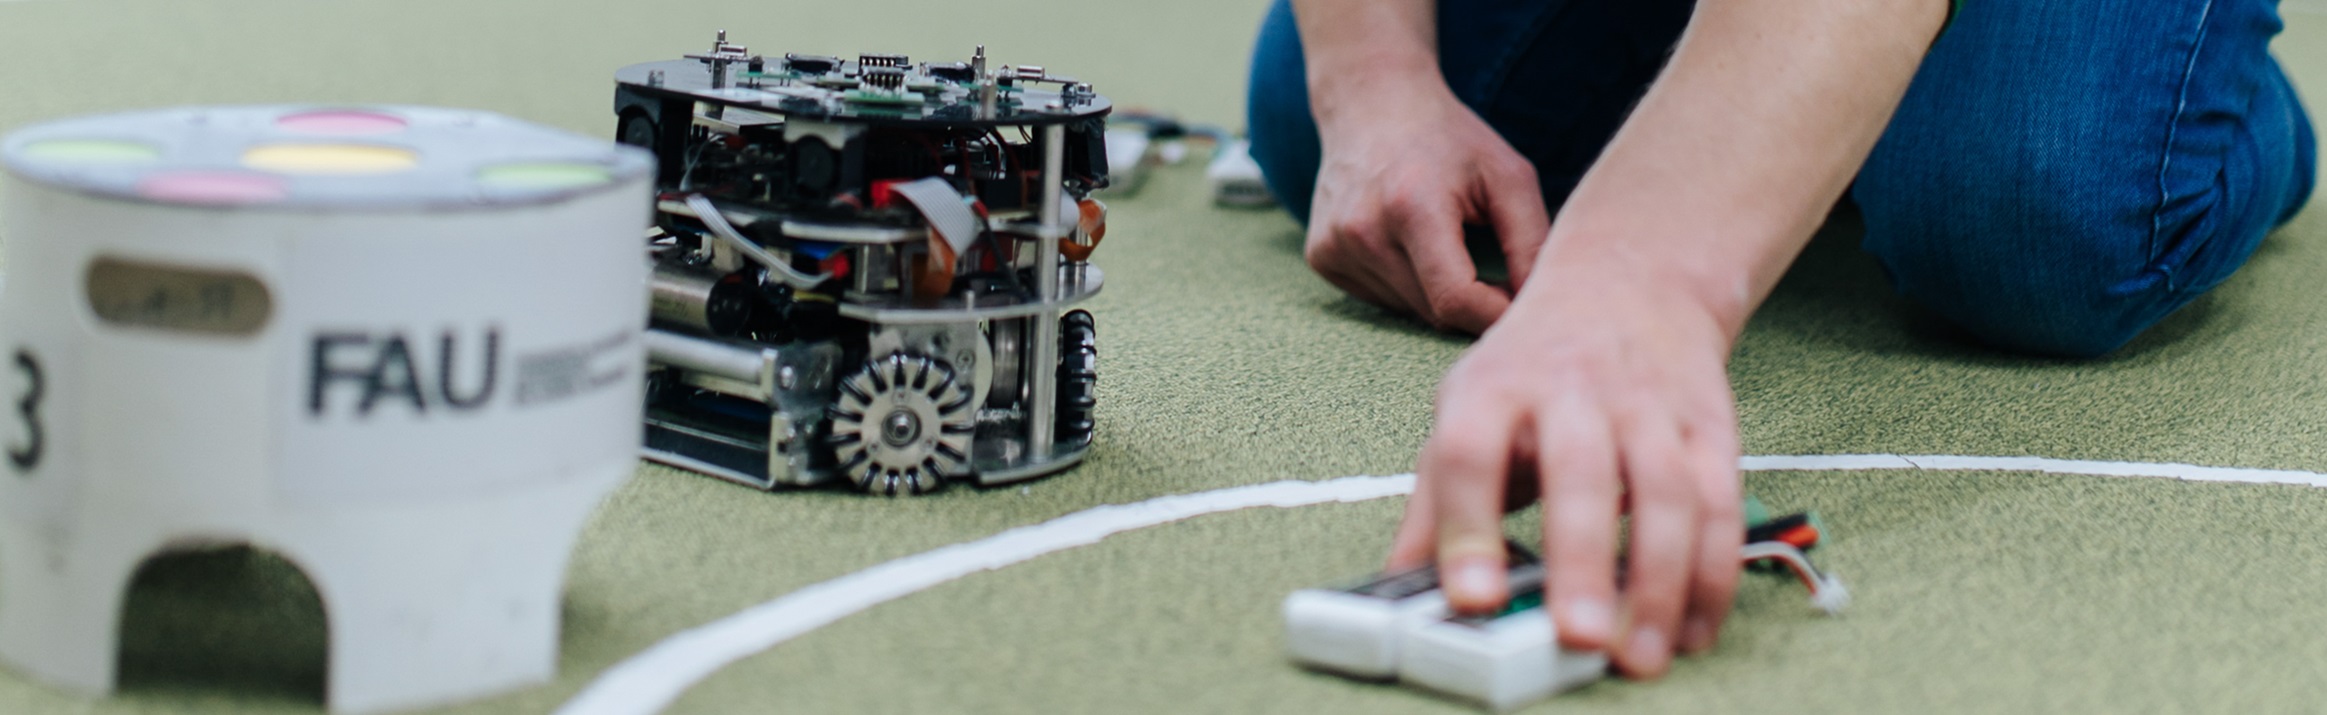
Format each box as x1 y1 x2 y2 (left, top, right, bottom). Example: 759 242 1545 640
2 0 2325 712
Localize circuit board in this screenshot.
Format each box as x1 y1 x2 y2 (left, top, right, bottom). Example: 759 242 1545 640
612 41 1110 127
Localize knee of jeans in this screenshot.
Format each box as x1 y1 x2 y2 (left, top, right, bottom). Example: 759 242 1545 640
1244 0 1319 224
1959 295 2156 359
2291 96 2318 226
1858 179 2174 358
1867 240 2161 359
1244 108 1318 223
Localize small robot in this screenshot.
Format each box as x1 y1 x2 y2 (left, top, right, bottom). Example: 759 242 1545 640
614 33 1111 495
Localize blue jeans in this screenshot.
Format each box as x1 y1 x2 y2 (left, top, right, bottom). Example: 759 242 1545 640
1247 0 2317 357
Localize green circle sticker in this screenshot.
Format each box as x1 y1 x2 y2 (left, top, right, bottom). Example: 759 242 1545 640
19 139 161 164
476 163 614 190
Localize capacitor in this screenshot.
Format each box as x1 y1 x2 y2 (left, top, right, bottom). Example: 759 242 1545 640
650 264 761 336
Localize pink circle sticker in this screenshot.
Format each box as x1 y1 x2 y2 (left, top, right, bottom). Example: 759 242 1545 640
137 171 289 205
276 110 408 136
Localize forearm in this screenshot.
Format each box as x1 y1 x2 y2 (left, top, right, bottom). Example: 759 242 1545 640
1535 0 1948 338
1290 0 1443 130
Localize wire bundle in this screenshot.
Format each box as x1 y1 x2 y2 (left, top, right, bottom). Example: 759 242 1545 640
1741 509 1850 615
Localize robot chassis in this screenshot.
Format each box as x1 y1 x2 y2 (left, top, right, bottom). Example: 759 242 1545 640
615 33 1110 495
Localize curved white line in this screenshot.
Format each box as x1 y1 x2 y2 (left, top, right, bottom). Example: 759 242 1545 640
558 454 2327 715
557 474 1417 715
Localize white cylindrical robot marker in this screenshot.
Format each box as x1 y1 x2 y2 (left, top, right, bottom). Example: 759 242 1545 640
0 106 653 714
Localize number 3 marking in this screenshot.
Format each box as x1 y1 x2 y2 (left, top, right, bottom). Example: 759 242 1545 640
10 350 43 473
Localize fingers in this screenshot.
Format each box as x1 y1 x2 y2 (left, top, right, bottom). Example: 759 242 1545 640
1393 413 1537 571
1537 392 1621 652
1678 379 1744 655
1418 394 1520 614
1305 197 1444 320
1680 484 1743 655
1371 248 1436 324
1482 160 1551 292
1304 223 1403 311
1502 425 1542 511
1399 203 1512 335
1610 415 1695 679
1305 180 1514 333
1386 481 1437 571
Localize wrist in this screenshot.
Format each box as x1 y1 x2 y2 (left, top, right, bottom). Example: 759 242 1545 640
1520 233 1758 343
1292 0 1443 129
1307 61 1450 135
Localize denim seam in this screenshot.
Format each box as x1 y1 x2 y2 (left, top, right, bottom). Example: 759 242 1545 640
2289 72 2319 225
1470 0 1573 110
2150 0 2217 292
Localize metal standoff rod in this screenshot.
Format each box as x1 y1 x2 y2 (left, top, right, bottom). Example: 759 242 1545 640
1028 123 1065 460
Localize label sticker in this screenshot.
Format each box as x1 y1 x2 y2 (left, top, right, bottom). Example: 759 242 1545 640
515 329 635 406
85 257 272 336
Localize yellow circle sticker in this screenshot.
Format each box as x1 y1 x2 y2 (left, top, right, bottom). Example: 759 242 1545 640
243 144 418 175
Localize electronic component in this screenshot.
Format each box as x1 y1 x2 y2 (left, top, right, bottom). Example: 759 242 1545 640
1284 544 1540 680
1207 138 1274 208
1397 571 1609 712
1281 566 1442 680
615 32 1114 495
1743 540 1851 615
1095 111 1233 197
1284 510 1847 710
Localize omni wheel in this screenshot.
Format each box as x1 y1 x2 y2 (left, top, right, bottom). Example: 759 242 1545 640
829 354 975 495
1056 310 1097 449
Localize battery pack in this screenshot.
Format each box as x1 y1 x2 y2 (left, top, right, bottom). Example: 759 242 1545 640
1285 511 1846 710
1397 581 1609 712
1284 544 1540 679
1282 564 1446 679
1286 557 1604 711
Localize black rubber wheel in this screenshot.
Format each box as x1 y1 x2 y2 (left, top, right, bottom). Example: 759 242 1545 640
643 366 680 407
1056 310 1098 448
617 110 658 152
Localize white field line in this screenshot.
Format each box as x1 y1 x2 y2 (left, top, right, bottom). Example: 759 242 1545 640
1741 453 2327 487
558 454 2327 715
2289 0 2327 16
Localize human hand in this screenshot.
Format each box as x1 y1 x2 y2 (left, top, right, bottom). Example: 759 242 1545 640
1303 82 1550 334
1385 259 1745 678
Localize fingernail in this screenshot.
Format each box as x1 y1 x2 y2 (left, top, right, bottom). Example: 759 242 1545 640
1446 559 1499 602
1680 616 1716 653
1562 599 1614 641
1626 627 1670 675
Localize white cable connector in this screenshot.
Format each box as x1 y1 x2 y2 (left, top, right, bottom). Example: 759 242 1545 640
1740 541 1851 616
1207 139 1275 208
684 194 831 289
1100 128 1153 195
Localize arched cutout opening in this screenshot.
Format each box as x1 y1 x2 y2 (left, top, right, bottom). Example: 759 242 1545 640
116 545 328 704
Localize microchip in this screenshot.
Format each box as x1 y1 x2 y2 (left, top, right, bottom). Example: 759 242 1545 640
925 61 974 84
783 53 839 75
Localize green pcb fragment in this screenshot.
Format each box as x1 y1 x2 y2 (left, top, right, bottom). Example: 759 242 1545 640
843 90 925 106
